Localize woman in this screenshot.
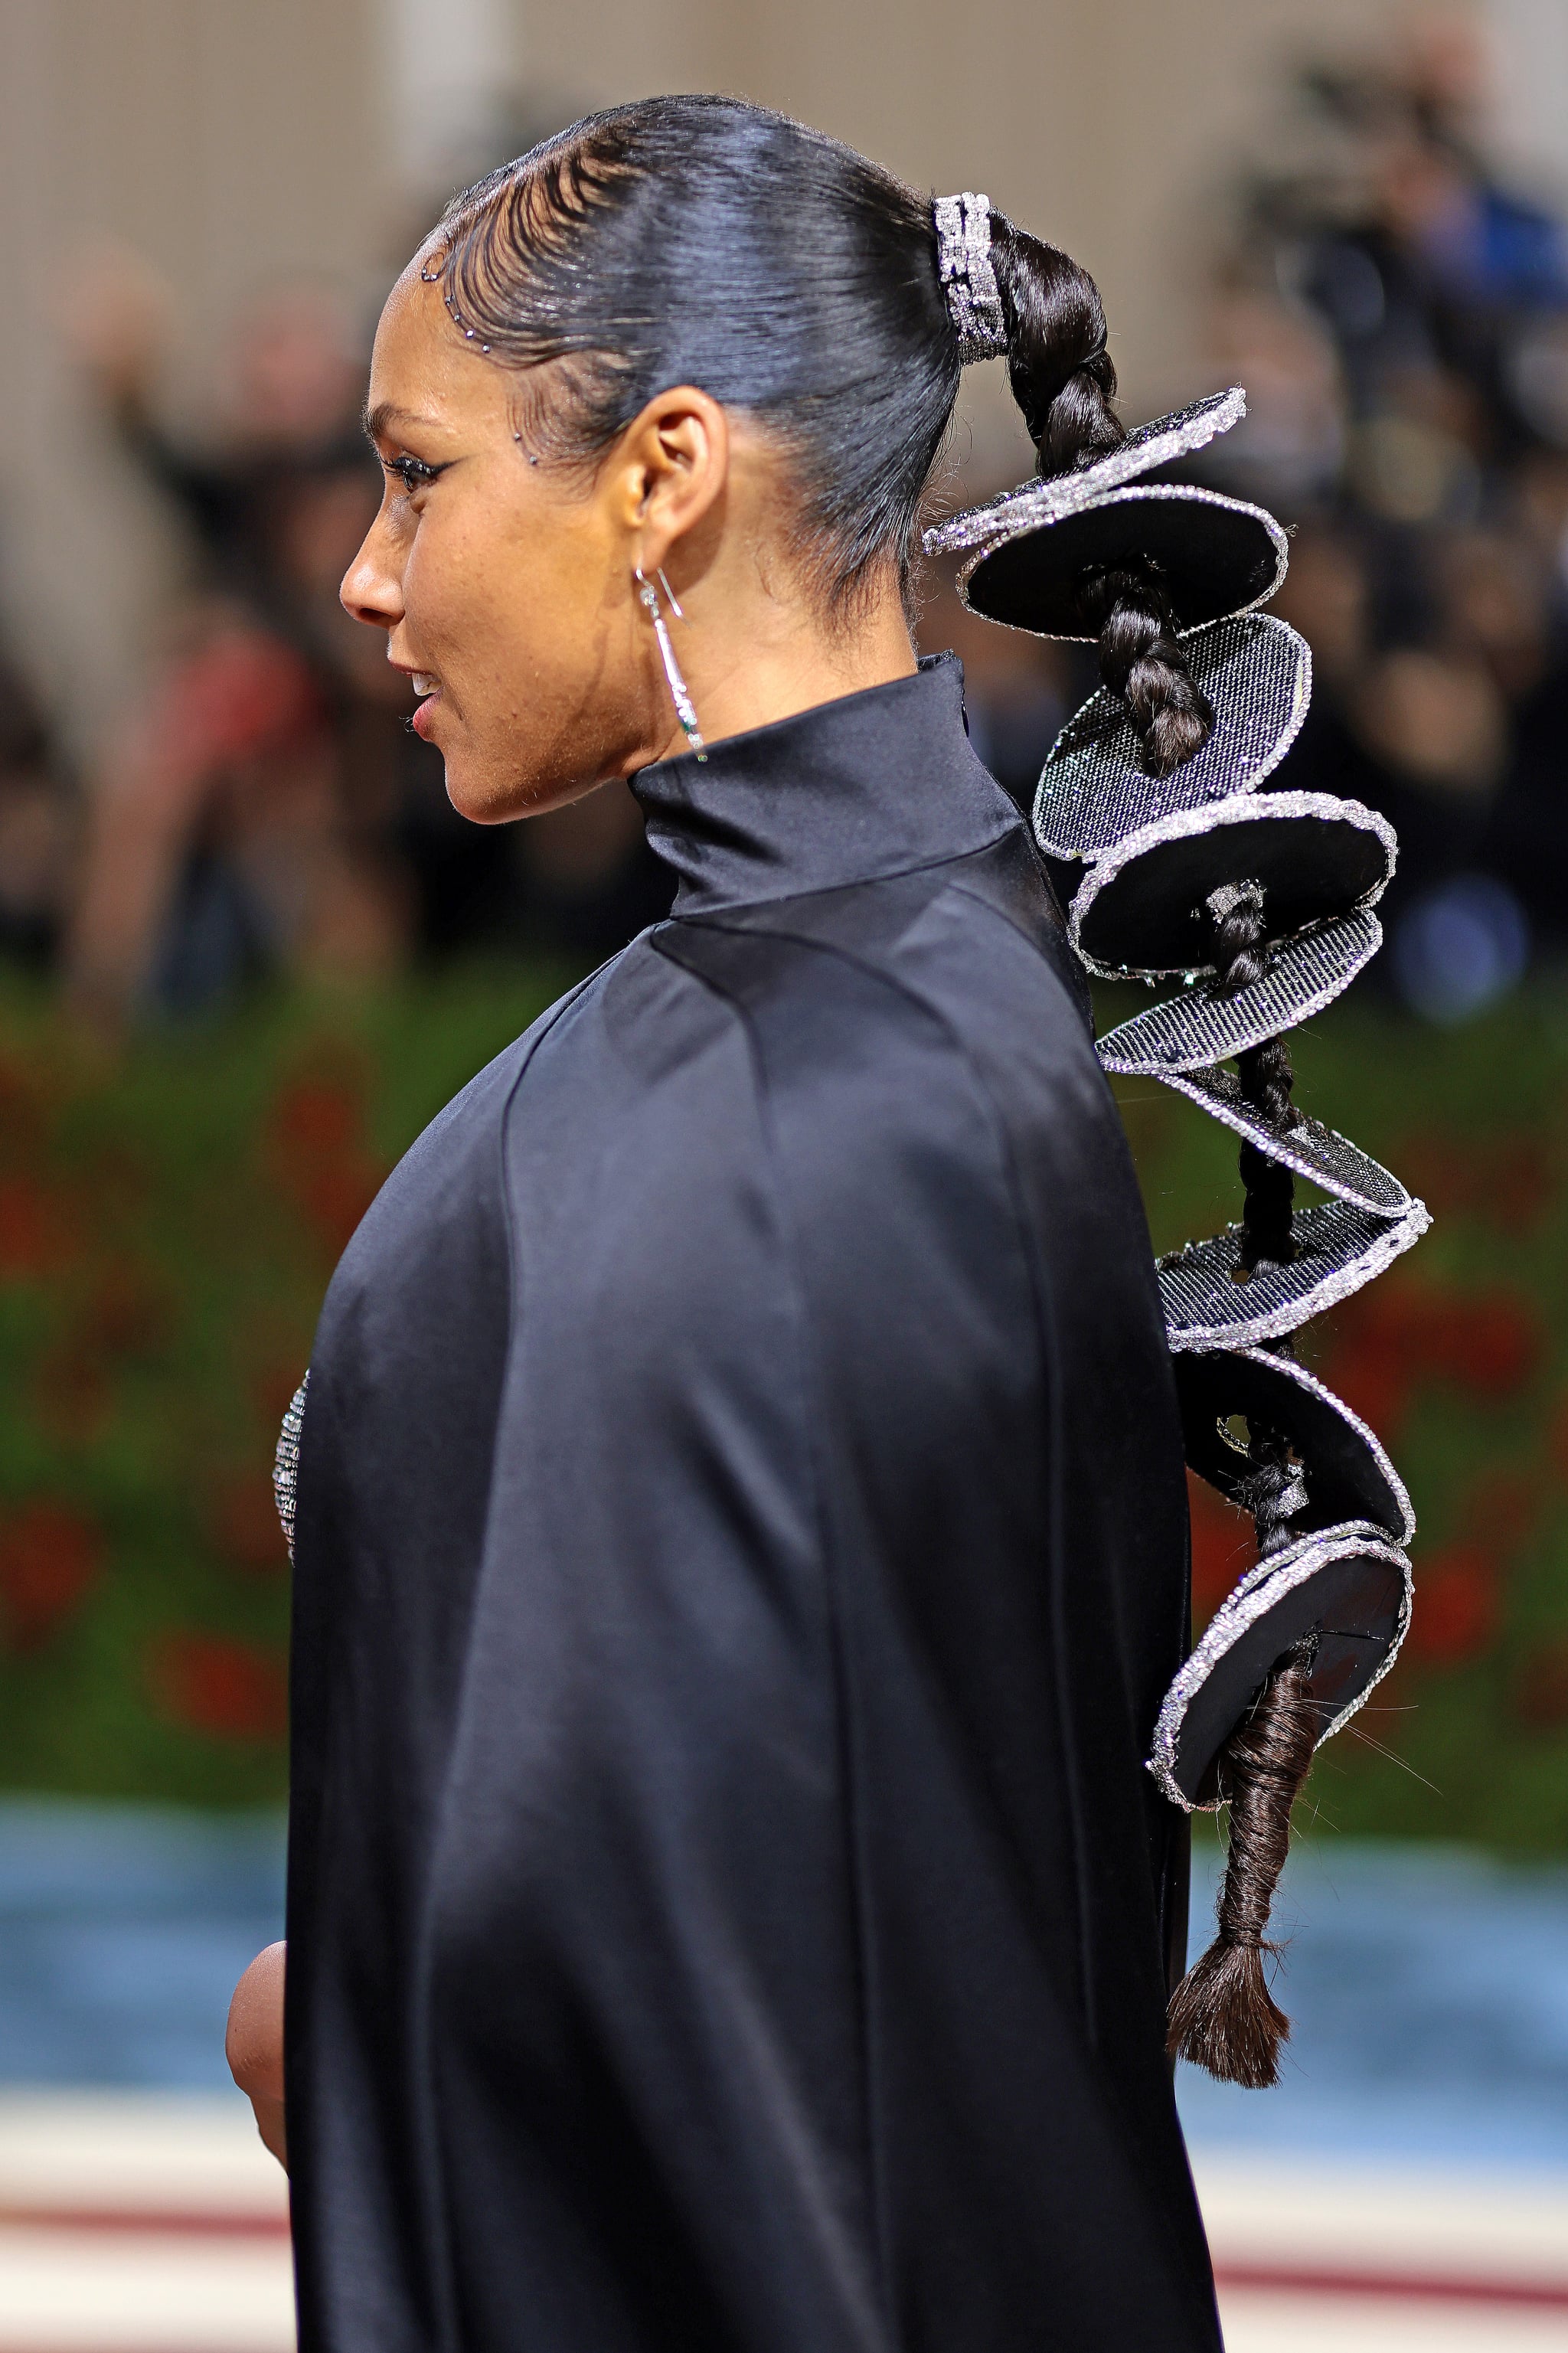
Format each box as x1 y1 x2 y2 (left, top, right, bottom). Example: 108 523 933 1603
230 96 1222 2351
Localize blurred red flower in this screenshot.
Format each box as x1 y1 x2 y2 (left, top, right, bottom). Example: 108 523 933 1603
150 1632 287 1742
253 1361 309 1433
265 1077 385 1257
83 1258 172 1360
0 1054 48 1166
1459 1465 1544 1554
294 1163 384 1255
1405 1541 1503 1665
1187 1469 1256 1628
1512 1642 1568 1730
1542 1393 1568 1485
1398 1128 1554 1237
0 1502 104 1649
32 1338 113 1446
270 1080 360 1160
0 1176 74 1277
1432 1295 1544 1400
1321 1277 1544 1441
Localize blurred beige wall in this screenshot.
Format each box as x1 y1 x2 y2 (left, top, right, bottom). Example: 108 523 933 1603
0 0 1513 757
0 0 385 758
515 0 1481 466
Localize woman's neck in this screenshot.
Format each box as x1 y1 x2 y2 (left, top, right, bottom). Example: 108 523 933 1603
643 557 918 766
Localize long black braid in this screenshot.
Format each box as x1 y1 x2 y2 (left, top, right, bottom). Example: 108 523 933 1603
985 224 1216 779
1208 882 1299 1274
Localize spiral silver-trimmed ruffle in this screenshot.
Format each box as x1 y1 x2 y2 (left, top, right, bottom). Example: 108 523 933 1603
1149 1521 1413 1809
1173 1346 1413 1547
1094 912 1383 1074
1159 1200 1431 1351
959 482 1289 639
925 386 1249 557
926 389 1429 1811
1155 1070 1411 1215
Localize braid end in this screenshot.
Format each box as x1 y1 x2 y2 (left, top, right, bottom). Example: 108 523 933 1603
1167 1935 1290 2087
1171 1642 1318 2087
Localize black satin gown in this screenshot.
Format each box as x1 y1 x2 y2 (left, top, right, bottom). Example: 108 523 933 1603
286 655 1221 2351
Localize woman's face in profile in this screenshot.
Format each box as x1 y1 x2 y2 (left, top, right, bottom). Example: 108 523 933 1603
341 266 649 823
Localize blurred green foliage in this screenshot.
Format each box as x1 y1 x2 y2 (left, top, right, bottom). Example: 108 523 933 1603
1 965 1565 1851
0 964 566 1806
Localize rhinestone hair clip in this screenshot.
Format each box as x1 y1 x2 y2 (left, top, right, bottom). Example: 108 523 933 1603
933 192 1007 364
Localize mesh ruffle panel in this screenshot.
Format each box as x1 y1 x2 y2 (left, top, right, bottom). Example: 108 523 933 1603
1034 615 1311 860
1158 1200 1430 1350
1095 913 1381 1073
1156 1067 1410 1215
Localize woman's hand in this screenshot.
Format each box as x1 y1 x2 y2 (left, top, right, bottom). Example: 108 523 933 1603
227 1940 288 2171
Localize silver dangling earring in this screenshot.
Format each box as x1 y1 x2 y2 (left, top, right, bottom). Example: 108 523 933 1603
635 567 706 761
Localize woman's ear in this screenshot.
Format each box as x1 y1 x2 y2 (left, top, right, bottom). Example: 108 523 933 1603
609 386 730 577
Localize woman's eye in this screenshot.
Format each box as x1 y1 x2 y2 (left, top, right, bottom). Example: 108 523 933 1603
387 456 443 495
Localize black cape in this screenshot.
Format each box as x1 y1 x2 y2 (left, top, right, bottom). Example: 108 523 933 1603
286 657 1220 2351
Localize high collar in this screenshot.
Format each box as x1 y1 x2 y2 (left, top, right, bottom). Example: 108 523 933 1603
629 655 1021 916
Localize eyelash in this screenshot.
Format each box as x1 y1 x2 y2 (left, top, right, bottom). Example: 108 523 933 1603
385 455 445 495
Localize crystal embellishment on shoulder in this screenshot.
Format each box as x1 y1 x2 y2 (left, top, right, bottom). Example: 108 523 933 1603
273 1374 309 1565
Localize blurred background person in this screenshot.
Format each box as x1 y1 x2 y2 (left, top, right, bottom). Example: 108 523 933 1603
1194 15 1568 1020
60 253 671 1019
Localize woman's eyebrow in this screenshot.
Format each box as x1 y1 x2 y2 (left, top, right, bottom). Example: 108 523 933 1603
362 400 443 443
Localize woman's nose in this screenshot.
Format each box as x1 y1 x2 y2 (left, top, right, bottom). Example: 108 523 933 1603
341 521 403 632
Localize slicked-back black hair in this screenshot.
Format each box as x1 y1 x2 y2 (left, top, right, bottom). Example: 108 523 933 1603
424 94 1214 750
426 96 958 605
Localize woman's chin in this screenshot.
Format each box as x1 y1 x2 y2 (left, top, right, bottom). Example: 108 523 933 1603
449 757 619 826
442 753 520 827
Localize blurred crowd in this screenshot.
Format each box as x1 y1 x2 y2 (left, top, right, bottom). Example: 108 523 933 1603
3 256 668 1022
1198 18 1568 1021
5 25 1568 1022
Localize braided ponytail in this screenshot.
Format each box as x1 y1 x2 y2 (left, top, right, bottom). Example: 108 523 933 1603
964 207 1319 2087
1160 877 1315 2083
1208 882 1300 1276
986 217 1214 779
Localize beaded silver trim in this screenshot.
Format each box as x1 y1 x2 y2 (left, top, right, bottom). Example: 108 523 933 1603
1034 615 1312 861
1156 1067 1412 1217
273 1375 308 1566
1159 1198 1431 1351
1184 1346 1416 1545
923 386 1247 557
1147 1521 1413 1811
955 482 1291 642
1096 913 1382 1075
1067 789 1398 981
933 192 1007 364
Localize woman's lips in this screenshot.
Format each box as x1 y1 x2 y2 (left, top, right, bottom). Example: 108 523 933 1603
409 672 441 738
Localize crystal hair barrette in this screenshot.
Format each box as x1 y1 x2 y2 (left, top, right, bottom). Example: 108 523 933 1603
933 191 1007 363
